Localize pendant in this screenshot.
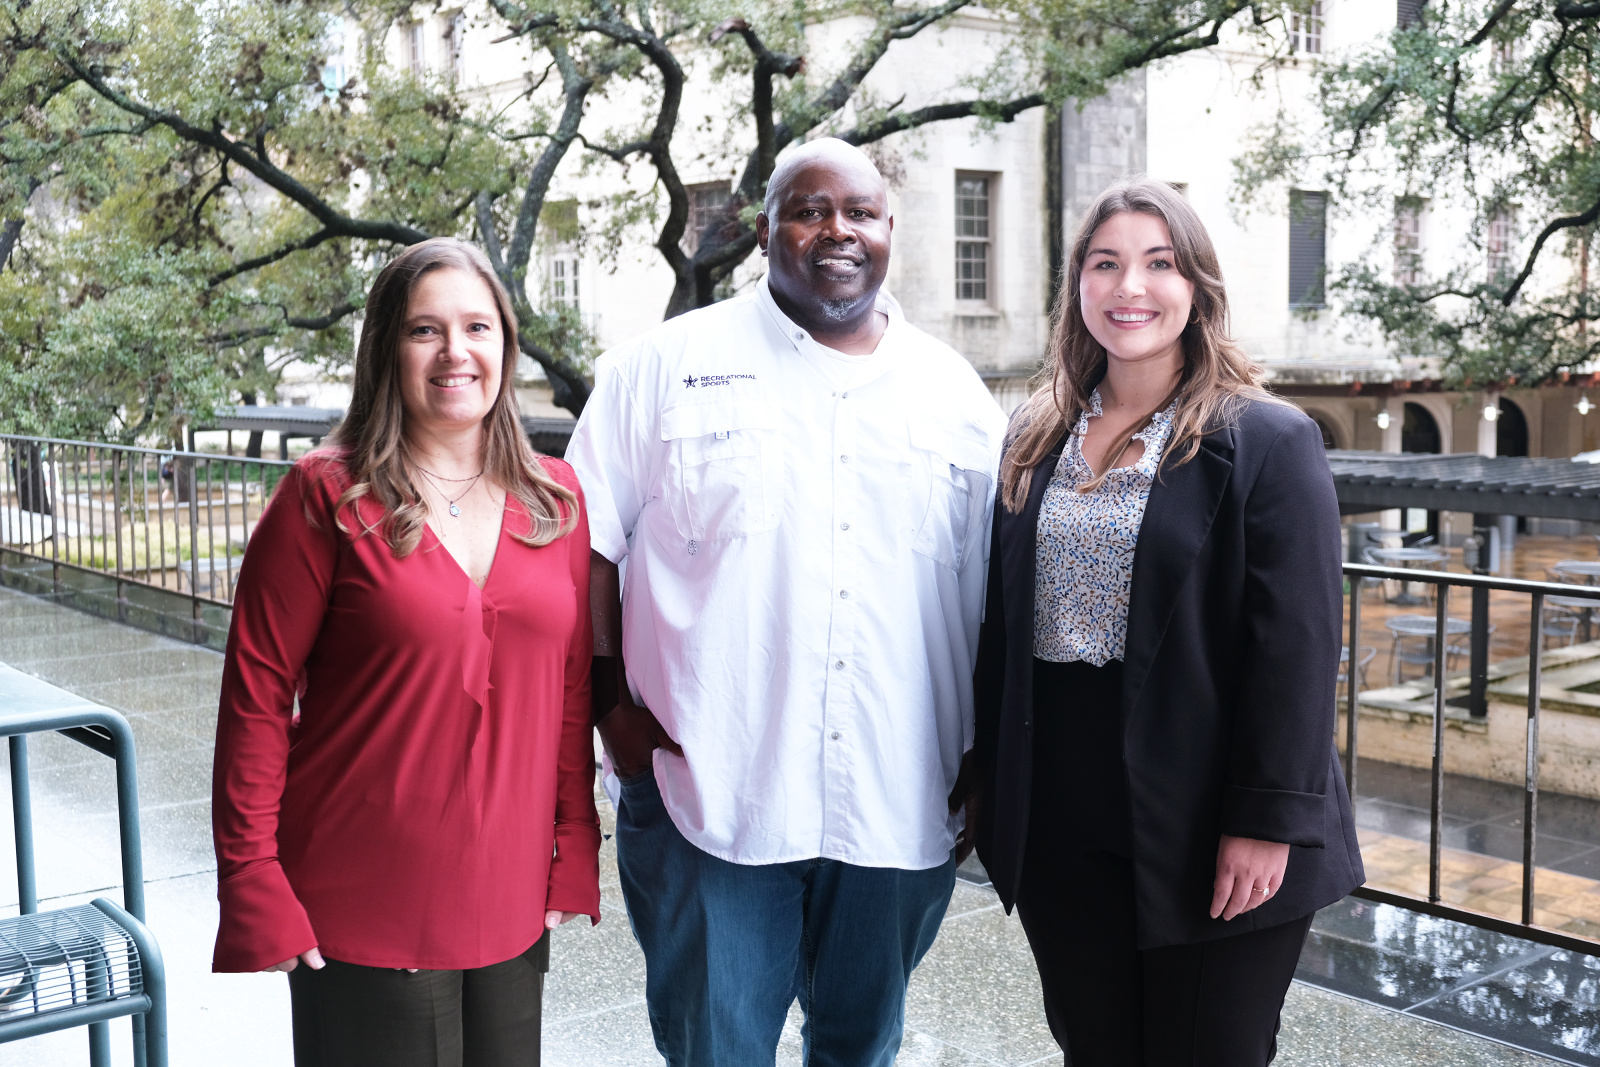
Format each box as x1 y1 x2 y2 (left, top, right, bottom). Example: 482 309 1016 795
449 503 461 517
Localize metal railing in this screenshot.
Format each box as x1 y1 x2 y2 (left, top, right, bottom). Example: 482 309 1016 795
0 434 290 627
1343 561 1600 954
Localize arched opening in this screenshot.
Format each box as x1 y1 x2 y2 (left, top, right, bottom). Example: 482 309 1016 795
1497 398 1531 532
1497 398 1529 458
1400 403 1441 544
1310 415 1338 450
1402 403 1441 454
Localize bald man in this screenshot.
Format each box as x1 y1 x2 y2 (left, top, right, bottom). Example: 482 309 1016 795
568 138 1006 1066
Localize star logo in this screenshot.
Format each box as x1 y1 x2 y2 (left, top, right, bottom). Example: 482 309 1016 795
683 375 697 388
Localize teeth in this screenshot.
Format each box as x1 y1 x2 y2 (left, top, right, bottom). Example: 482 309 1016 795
817 258 858 266
432 376 474 386
1110 312 1155 322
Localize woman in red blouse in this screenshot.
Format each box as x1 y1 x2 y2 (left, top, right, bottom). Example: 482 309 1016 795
211 238 601 1066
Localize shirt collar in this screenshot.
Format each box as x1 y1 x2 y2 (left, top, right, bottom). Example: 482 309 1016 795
756 273 905 352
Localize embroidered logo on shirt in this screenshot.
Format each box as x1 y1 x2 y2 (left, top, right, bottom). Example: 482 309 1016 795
682 373 756 389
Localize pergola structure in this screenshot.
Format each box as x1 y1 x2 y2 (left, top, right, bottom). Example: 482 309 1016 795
192 406 345 459
1330 449 1600 722
1329 450 1600 522
521 417 576 458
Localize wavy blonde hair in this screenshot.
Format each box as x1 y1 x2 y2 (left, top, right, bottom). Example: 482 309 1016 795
324 238 577 555
1000 178 1282 512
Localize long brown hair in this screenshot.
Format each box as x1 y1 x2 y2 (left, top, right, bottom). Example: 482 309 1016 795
324 238 578 555
1000 178 1282 511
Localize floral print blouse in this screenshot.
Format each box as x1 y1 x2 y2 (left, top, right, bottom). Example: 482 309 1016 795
1034 391 1177 666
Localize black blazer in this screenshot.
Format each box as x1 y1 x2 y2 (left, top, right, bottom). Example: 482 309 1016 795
973 398 1364 948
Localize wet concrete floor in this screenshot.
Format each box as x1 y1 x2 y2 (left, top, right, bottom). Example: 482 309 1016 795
0 582 1582 1064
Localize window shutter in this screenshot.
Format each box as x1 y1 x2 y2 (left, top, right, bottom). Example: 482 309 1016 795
1288 190 1327 307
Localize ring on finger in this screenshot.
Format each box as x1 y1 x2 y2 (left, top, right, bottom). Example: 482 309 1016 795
1251 886 1269 894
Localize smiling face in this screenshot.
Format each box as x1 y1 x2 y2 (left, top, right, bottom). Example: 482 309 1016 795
756 155 892 332
1078 211 1195 376
396 267 505 437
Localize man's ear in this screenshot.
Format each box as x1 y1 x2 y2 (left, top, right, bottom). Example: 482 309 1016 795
755 212 770 252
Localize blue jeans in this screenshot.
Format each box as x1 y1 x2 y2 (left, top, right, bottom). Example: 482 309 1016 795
615 770 957 1067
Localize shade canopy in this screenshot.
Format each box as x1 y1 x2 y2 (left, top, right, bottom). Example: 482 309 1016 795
1329 450 1600 521
198 405 345 437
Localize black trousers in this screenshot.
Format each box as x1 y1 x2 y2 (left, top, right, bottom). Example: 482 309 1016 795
287 934 549 1067
1016 658 1311 1066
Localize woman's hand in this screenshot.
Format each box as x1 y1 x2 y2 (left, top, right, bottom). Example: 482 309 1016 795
1210 835 1290 921
264 947 326 973
545 910 584 928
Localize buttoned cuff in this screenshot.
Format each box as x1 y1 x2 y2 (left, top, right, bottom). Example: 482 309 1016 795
1218 784 1326 848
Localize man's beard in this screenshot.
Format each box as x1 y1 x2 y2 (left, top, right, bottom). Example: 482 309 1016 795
819 293 870 321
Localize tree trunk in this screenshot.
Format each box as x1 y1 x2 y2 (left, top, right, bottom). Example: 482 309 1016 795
1045 104 1065 314
12 443 51 515
241 392 263 459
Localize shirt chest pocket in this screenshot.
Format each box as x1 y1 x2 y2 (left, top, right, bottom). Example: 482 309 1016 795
659 400 781 542
908 420 994 571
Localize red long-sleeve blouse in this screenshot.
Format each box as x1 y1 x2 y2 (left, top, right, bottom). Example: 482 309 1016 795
211 455 600 973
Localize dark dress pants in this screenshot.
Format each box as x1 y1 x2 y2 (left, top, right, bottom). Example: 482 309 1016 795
1015 658 1312 1066
287 934 549 1067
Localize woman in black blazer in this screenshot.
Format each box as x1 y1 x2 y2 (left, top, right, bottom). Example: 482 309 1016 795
970 179 1363 1065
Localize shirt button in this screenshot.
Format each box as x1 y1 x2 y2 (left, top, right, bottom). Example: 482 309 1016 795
795 331 805 340
840 454 850 463
835 660 846 670
842 392 849 398
831 731 841 741
839 590 849 599
840 522 850 531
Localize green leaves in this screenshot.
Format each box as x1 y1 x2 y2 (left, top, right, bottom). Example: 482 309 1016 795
1237 1 1600 385
1 0 1253 438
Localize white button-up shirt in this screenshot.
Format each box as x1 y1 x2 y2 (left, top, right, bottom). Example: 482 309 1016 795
566 277 1006 870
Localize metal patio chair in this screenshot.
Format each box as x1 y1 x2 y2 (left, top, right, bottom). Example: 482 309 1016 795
1447 625 1496 672
1542 604 1582 649
0 665 167 1067
1339 646 1376 696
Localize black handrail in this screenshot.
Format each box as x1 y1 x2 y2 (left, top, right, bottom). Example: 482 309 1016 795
1342 562 1600 955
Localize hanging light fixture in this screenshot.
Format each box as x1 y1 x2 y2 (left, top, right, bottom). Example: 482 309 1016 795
1579 395 1595 416
1375 410 1391 430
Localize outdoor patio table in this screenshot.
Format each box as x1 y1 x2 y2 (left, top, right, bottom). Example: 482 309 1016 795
1368 546 1450 606
1385 615 1472 639
1554 559 1600 581
1383 614 1471 683
1549 593 1600 643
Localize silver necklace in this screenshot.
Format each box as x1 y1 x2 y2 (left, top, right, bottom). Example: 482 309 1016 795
416 466 483 517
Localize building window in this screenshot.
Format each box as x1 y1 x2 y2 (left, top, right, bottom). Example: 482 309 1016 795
1493 38 1517 72
1290 3 1324 53
1393 199 1424 286
405 21 426 73
1487 206 1515 279
321 17 346 97
955 174 993 302
1288 189 1327 307
683 182 733 255
1397 0 1424 27
548 253 580 310
443 12 465 81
